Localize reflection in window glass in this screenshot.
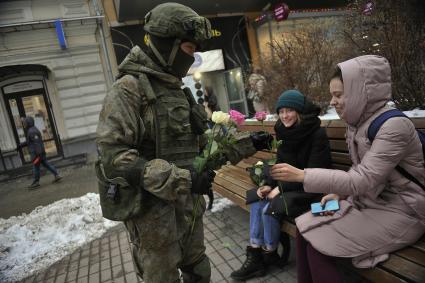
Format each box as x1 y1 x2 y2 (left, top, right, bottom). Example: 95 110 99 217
229 102 245 114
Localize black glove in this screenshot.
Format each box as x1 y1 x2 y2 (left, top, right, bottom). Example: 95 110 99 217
250 131 273 151
190 169 216 195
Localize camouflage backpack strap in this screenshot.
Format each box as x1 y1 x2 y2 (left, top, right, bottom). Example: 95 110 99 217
136 72 161 159
137 72 157 104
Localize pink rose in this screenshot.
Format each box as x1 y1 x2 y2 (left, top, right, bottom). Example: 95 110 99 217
229 109 246 126
254 111 268 122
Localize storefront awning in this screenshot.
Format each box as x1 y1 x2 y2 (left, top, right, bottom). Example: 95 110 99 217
114 0 349 22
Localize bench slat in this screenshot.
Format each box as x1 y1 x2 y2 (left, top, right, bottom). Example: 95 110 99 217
395 247 425 268
353 265 409 283
329 140 348 152
212 183 248 211
326 127 347 139
412 241 425 253
220 165 255 185
281 221 297 238
235 160 256 169
238 125 275 134
412 119 425 128
214 175 250 198
331 152 352 165
379 253 425 283
215 171 254 192
332 164 351 171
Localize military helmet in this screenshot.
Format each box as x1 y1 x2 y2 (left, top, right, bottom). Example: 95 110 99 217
144 2 212 45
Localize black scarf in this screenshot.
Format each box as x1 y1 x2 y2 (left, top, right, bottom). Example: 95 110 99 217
274 98 321 153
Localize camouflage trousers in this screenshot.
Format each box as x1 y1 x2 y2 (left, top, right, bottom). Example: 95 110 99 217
125 214 210 282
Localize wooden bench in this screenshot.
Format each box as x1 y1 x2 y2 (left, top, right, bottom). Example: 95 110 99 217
212 119 425 283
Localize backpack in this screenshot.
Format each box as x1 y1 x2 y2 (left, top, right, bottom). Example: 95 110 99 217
368 109 425 191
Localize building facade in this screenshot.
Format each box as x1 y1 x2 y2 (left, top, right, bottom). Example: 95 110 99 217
0 0 116 172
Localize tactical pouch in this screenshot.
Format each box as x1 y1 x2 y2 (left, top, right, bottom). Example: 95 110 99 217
95 160 144 221
167 103 192 135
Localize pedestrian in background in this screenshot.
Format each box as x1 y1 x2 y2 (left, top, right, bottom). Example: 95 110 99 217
17 116 61 189
248 69 270 114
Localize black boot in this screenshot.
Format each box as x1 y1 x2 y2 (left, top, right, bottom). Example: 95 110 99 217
230 246 265 280
28 181 40 189
262 248 281 266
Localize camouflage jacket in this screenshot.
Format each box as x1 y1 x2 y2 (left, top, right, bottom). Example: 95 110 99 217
96 46 204 240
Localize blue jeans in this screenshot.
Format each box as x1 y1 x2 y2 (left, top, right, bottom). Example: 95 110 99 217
33 154 58 182
249 200 281 250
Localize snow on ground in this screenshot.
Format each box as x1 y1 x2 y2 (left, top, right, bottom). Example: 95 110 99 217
319 107 340 120
0 192 237 282
0 193 120 283
403 108 425 118
210 197 235 213
245 107 425 122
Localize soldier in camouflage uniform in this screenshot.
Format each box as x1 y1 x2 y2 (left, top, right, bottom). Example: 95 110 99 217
95 2 273 281
96 3 215 282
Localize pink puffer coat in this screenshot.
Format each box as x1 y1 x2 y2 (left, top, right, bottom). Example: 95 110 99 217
295 55 425 268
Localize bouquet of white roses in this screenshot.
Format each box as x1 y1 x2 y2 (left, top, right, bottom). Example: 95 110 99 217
190 109 255 233
192 109 251 174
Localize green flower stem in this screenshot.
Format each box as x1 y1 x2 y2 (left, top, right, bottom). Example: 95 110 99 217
191 123 219 235
282 193 289 216
278 182 289 216
191 195 201 234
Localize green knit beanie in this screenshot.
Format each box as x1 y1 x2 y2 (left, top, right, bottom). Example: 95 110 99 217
275 89 305 114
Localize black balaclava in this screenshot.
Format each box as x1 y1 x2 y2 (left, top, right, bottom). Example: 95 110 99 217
148 34 195 78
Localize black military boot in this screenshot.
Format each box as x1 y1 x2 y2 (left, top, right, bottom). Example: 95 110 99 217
262 248 281 266
230 246 265 280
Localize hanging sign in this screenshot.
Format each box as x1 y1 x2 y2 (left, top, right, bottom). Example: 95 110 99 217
362 1 374 16
274 3 290 22
55 19 68 49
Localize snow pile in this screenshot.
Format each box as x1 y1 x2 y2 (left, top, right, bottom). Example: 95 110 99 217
0 193 119 283
245 107 425 122
320 107 340 120
210 197 235 213
404 108 425 118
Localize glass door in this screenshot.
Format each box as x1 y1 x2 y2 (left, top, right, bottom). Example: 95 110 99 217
4 84 61 163
8 98 31 162
223 67 248 115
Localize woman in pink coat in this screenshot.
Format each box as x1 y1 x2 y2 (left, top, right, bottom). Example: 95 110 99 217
271 55 425 283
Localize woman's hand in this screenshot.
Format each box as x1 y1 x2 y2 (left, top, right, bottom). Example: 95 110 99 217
319 193 340 216
266 186 280 199
257 185 271 199
271 163 305 183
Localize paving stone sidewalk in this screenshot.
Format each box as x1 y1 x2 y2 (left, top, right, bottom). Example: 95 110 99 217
20 195 297 283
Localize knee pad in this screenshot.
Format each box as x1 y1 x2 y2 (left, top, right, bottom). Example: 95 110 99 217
181 255 211 283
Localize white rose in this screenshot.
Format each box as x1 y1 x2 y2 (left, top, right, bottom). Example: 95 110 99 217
255 161 263 166
211 111 230 124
